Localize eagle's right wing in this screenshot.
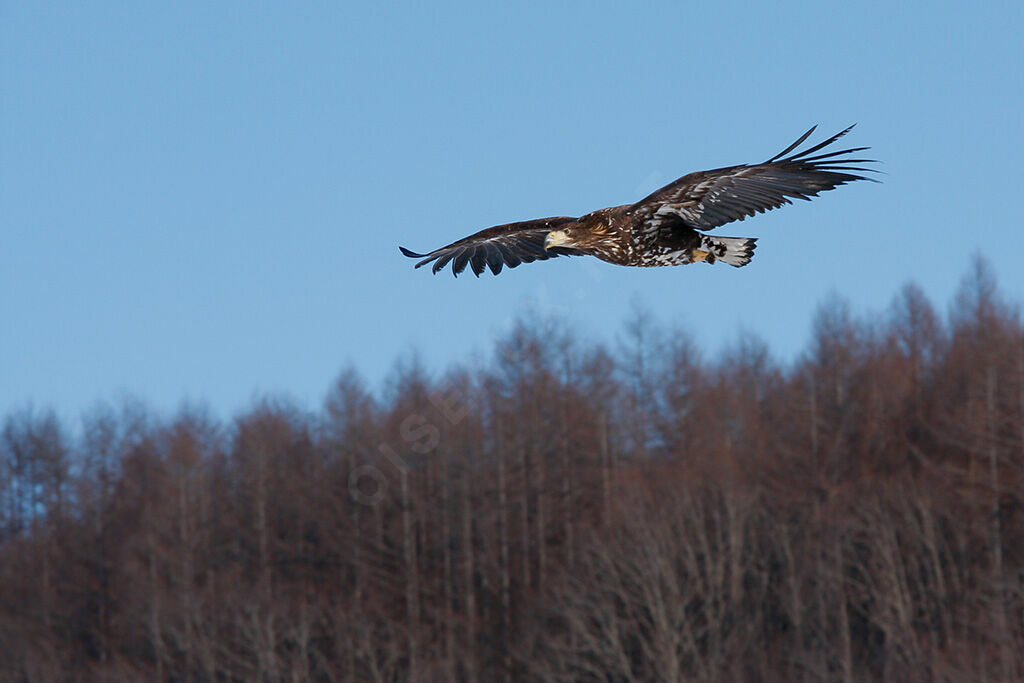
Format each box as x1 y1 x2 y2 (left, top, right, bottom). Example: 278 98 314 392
400 216 583 277
631 125 877 234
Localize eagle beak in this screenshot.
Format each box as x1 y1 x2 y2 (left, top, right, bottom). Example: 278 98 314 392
544 230 570 250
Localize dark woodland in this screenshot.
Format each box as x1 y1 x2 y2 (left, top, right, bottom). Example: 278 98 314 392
4 257 1024 682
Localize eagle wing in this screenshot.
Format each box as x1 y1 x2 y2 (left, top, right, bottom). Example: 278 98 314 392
632 125 877 233
400 217 584 277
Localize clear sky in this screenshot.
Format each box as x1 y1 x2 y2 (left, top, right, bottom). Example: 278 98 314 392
3 1 1023 422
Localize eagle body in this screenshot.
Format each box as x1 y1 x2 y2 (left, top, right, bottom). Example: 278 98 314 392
401 126 875 277
546 205 752 268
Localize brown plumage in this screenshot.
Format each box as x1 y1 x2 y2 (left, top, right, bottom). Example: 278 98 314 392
400 125 877 277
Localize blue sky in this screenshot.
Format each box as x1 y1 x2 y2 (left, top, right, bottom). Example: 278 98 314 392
3 1 1023 421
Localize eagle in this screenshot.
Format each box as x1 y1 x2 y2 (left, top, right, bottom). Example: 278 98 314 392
400 126 876 277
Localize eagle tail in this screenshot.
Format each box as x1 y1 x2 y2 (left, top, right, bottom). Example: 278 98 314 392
704 236 757 267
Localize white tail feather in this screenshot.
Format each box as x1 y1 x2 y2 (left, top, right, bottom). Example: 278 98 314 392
703 235 757 267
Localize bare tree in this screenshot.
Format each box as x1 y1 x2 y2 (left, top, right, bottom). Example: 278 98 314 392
4 260 1024 681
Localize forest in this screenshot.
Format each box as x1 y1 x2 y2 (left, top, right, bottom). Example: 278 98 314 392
3 256 1024 682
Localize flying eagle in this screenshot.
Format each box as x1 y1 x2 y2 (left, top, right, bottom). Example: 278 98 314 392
400 126 876 277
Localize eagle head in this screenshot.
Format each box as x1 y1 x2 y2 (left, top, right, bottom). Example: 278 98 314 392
544 229 575 250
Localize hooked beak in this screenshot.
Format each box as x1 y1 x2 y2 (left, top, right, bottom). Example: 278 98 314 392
544 230 570 250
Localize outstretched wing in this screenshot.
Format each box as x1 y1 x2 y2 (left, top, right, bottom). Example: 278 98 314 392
400 217 584 277
632 125 878 233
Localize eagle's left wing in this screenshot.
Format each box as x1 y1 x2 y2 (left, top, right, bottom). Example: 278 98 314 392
400 216 583 277
632 125 877 233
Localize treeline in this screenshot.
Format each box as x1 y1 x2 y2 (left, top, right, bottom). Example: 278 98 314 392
3 257 1024 682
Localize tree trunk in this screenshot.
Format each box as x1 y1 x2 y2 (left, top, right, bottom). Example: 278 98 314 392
536 440 546 592
986 367 1010 681
809 378 819 457
561 401 573 568
518 441 531 590
147 528 166 681
601 412 612 525
498 437 512 682
462 464 477 683
835 535 853 683
441 449 454 673
401 469 420 680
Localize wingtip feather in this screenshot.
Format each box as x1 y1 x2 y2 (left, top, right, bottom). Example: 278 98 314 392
400 246 428 258
766 125 818 162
